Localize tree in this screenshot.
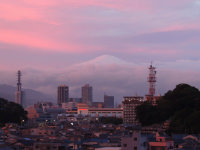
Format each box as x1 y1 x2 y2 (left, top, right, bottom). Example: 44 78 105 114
99 117 123 125
136 101 158 126
136 83 200 133
0 98 27 126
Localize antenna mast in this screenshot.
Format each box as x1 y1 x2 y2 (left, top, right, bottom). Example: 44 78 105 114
17 70 22 91
15 70 23 106
148 63 156 96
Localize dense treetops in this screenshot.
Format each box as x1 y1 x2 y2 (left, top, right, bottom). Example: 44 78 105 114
99 117 123 125
136 83 200 134
0 98 27 126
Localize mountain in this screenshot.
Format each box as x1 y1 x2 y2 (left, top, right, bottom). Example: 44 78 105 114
0 84 55 107
1 55 200 106
77 55 134 66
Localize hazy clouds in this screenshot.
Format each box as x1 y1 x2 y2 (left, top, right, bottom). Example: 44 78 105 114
0 0 200 103
1 55 200 104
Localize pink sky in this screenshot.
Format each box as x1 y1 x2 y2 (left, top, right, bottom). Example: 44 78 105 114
0 0 199 54
0 0 200 103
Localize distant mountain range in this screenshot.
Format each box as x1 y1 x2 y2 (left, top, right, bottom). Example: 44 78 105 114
0 84 55 106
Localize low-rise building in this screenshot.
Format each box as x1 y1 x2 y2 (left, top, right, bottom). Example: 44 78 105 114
33 142 67 150
148 133 174 150
77 103 89 115
57 114 77 122
88 108 123 118
30 128 57 136
121 129 141 150
92 102 104 108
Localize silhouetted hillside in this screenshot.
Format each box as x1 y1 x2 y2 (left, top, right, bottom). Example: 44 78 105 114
0 84 55 107
0 98 27 126
136 83 200 134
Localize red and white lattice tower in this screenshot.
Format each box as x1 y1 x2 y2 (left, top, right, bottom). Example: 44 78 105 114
148 63 156 96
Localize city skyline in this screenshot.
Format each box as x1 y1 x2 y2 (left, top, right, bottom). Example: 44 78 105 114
0 0 200 103
0 55 200 104
1 1 200 149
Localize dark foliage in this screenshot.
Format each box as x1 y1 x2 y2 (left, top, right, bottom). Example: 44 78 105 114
0 98 27 126
136 83 200 134
135 101 158 125
99 117 123 125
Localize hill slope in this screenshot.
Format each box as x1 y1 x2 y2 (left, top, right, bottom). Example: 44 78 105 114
136 83 200 134
0 84 55 106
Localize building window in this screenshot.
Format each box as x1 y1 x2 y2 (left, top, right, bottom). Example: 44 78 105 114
134 146 137 150
134 137 137 141
169 146 173 149
35 145 39 149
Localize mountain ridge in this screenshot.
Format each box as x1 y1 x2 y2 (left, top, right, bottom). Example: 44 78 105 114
77 55 133 66
0 84 55 107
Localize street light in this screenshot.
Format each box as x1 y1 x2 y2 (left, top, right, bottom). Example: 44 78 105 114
45 120 48 126
21 120 25 126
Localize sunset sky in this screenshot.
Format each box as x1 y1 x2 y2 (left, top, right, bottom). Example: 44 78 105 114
0 0 200 103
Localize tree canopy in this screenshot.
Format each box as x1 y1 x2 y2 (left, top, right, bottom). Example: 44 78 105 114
0 98 27 126
136 83 200 134
99 117 123 125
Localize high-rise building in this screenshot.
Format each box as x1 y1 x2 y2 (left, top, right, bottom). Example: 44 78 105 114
122 96 143 125
82 84 93 105
69 98 82 103
15 70 24 107
57 85 69 106
104 94 114 108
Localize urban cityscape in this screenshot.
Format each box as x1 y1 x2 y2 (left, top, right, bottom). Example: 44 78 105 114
1 64 200 149
1 0 200 150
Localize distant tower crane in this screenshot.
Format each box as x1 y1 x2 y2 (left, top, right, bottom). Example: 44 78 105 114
148 63 156 96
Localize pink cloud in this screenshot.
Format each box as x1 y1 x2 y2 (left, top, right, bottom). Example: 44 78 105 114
125 46 178 56
21 0 152 12
0 0 194 24
155 24 200 33
0 29 68 51
21 0 58 7
0 2 41 21
0 0 199 58
0 28 103 53
23 0 192 12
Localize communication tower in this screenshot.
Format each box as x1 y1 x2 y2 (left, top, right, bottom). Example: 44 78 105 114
17 70 22 91
15 70 24 106
148 63 156 96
